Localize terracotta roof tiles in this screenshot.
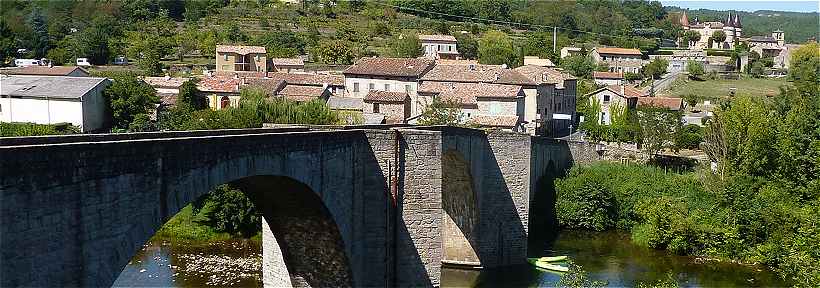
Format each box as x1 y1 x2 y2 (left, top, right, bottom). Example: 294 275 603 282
595 47 642 56
364 90 409 103
467 115 520 127
216 45 266 54
344 57 435 78
637 97 683 111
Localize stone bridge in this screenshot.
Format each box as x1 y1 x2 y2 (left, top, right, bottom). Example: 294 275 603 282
0 126 594 287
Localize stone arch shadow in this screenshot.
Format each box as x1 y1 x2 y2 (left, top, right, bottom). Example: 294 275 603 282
434 127 530 268
528 138 576 257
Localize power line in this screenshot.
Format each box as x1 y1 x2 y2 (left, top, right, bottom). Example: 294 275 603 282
372 1 659 41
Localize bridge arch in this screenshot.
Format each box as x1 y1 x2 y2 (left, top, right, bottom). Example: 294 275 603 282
441 149 480 265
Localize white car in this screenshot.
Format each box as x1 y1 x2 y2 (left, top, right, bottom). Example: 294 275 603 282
76 58 92 66
113 56 128 65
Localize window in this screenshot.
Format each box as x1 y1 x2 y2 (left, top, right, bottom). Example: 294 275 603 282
353 82 360 92
255 55 259 61
385 84 391 91
369 83 375 91
603 95 610 103
373 103 380 113
601 112 607 124
224 54 229 61
405 85 411 93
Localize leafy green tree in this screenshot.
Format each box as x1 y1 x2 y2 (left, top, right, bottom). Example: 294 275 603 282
624 72 643 82
25 7 48 58
46 47 71 65
560 55 597 79
675 124 703 150
637 107 681 155
253 30 307 58
788 42 819 85
478 30 518 67
200 184 260 238
103 74 160 129
748 61 765 78
137 49 163 76
312 40 356 64
643 58 668 79
0 19 15 65
710 30 726 43
417 98 463 126
72 15 119 64
681 30 700 47
454 33 478 59
387 33 422 58
686 60 705 80
177 79 207 110
523 31 558 61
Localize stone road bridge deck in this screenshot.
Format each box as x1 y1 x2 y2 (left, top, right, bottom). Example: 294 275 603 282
0 125 596 287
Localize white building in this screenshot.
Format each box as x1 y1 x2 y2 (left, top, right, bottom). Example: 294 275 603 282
343 57 434 117
590 47 644 74
592 71 624 86
419 35 459 59
0 75 110 132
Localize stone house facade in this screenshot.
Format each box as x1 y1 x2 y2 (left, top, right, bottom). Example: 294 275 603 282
419 35 459 59
363 90 411 123
343 57 434 117
590 47 643 74
216 45 268 73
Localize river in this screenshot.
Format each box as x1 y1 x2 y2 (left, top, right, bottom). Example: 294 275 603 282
114 231 786 287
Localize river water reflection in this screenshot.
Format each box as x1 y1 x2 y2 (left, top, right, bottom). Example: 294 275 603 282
442 230 787 287
115 231 786 287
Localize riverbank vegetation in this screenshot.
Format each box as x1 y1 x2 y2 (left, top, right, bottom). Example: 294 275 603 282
556 43 820 286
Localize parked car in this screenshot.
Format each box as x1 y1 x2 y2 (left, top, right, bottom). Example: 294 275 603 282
113 56 128 65
14 59 40 67
76 58 91 66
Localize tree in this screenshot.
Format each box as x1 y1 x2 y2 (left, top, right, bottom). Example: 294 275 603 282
748 61 765 78
72 15 119 65
681 30 700 47
25 7 49 58
103 74 160 129
454 33 478 59
636 106 681 156
686 60 705 80
199 184 260 238
711 30 726 43
675 124 703 150
523 31 557 61
682 93 700 108
642 58 668 79
478 30 518 67
253 30 307 58
312 40 356 64
417 98 463 126
560 55 597 79
177 79 207 110
388 33 422 58
137 49 163 76
788 42 819 86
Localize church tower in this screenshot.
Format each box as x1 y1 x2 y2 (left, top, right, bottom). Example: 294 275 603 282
723 12 736 48
773 29 785 46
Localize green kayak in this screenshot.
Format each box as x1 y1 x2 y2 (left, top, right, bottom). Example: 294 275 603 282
537 256 568 262
527 258 569 272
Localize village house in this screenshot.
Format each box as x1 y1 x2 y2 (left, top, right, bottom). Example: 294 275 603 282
584 85 643 125
523 56 555 67
0 75 110 132
363 91 411 124
265 72 345 96
590 47 643 74
198 74 243 110
0 66 90 77
271 58 305 73
439 82 526 132
585 85 683 125
419 34 459 59
648 50 708 73
343 57 435 117
215 45 268 73
592 71 624 86
513 65 578 136
142 76 188 109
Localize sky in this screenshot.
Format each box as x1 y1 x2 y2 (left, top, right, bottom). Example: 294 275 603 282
659 1 820 13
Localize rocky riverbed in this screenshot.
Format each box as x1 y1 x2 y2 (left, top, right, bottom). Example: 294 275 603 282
113 239 262 287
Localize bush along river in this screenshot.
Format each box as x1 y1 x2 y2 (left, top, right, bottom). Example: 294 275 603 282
441 230 788 287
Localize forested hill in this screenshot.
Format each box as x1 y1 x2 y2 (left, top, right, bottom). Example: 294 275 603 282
665 7 819 43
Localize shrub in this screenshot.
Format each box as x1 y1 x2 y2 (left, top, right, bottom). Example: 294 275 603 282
675 124 703 150
198 184 260 238
555 168 617 231
0 122 80 137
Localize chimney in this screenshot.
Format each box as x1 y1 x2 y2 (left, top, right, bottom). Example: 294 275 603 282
620 84 625 96
494 72 500 81
233 73 239 80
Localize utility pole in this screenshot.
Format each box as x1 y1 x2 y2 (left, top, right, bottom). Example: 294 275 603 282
553 26 557 53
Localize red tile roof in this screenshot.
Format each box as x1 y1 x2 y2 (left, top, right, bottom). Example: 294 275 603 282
468 115 520 127
513 65 577 85
595 47 642 56
213 71 267 78
419 34 457 42
216 45 266 54
605 85 646 98
438 83 523 106
266 72 344 86
421 64 537 85
143 76 187 88
593 71 624 79
244 78 287 95
0 66 89 76
344 57 435 78
637 97 683 111
277 85 328 100
197 76 242 93
364 91 409 103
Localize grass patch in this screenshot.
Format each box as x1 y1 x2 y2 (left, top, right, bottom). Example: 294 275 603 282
661 77 789 99
154 205 248 242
